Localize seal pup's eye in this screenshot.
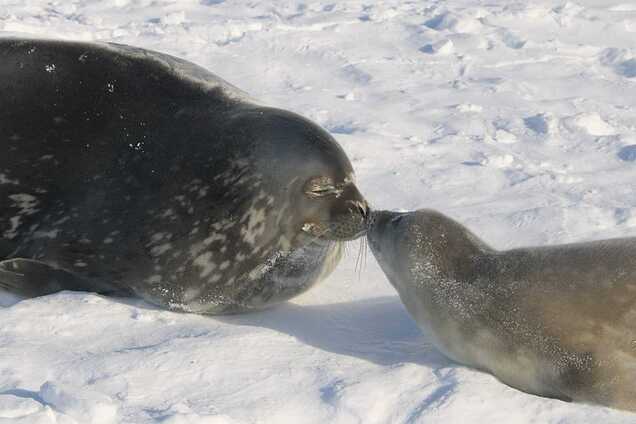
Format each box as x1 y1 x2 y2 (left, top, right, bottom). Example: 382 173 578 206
304 176 343 198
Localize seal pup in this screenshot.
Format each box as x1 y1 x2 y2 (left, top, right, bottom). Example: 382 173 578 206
367 209 636 411
0 38 369 314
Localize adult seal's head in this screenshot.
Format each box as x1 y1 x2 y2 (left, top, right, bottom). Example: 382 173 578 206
368 209 636 412
222 107 368 244
0 38 368 314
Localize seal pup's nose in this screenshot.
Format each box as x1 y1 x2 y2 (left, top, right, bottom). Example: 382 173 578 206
349 200 369 221
367 210 394 230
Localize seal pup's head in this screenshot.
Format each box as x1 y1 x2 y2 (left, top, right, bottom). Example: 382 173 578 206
367 209 491 286
227 107 369 246
366 210 414 279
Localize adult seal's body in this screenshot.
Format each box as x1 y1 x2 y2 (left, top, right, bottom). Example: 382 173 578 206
368 209 636 412
0 38 368 314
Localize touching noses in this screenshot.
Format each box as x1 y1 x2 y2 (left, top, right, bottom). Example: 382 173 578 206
341 183 369 220
348 199 369 221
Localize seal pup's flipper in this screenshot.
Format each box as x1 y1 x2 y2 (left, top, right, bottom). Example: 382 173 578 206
0 258 125 298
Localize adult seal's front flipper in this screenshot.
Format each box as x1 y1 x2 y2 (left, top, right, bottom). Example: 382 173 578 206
0 258 125 298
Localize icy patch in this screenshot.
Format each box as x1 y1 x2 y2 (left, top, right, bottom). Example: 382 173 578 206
340 64 372 85
524 113 553 135
39 382 118 424
499 30 526 49
358 5 400 22
599 48 636 78
424 13 482 33
326 120 361 134
486 154 515 168
618 145 636 162
453 103 483 113
420 39 454 55
609 4 636 11
161 413 238 424
614 208 636 226
494 129 517 144
463 152 514 168
337 92 356 101
616 59 636 78
0 394 43 418
565 113 616 136
161 11 187 25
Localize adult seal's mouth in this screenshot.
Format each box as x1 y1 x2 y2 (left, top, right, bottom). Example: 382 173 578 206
302 200 369 242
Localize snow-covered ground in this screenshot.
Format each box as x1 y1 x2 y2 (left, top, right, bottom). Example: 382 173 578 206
2 0 636 422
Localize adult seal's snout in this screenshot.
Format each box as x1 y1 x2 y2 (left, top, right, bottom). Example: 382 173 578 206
0 38 368 314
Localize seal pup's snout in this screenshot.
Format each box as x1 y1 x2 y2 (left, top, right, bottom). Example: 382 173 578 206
366 210 403 255
368 210 407 233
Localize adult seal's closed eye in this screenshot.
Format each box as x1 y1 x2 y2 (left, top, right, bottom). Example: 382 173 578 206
367 209 636 412
0 38 368 314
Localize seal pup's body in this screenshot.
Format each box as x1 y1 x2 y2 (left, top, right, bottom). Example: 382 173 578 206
0 38 368 314
368 209 636 411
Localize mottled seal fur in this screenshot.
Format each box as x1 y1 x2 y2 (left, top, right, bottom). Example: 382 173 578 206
0 38 368 314
368 209 636 412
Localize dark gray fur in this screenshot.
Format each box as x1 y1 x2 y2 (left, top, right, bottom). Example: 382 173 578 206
0 38 367 313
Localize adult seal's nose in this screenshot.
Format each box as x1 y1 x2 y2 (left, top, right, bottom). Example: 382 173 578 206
349 200 369 221
336 184 368 217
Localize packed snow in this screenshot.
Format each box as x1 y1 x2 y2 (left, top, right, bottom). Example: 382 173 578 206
2 0 636 422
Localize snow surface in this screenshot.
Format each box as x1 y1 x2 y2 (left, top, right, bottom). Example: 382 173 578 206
2 0 636 422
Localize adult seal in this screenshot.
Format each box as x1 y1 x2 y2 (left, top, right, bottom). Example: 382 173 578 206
0 38 369 314
368 209 636 412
